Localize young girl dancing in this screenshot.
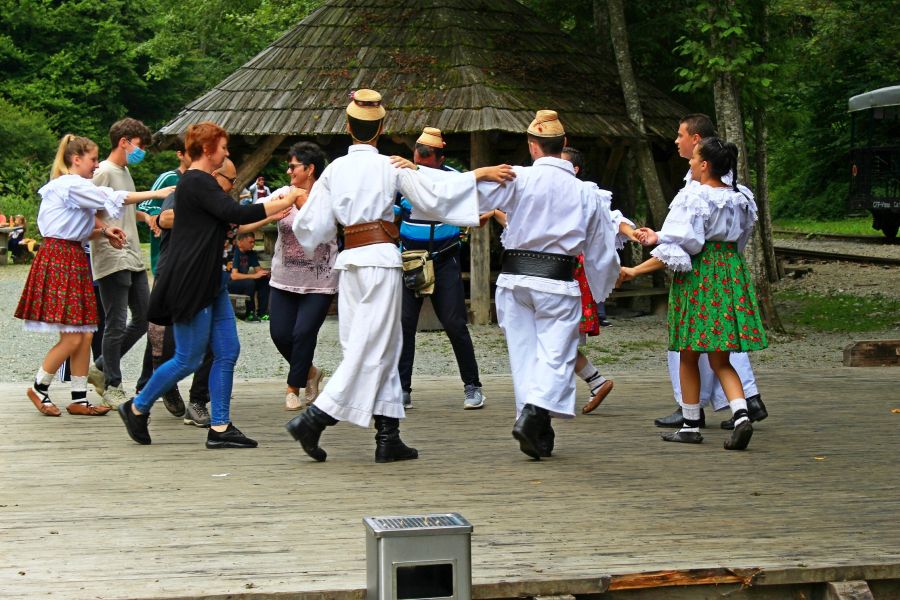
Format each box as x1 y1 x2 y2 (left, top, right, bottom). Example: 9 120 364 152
621 137 767 450
16 135 173 417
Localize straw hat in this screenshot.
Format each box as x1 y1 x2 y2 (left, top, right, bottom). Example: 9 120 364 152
346 89 386 121
416 127 446 148
527 109 565 137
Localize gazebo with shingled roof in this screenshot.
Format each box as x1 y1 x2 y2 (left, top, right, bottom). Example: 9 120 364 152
157 0 688 324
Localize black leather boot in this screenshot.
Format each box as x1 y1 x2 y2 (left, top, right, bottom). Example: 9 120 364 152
374 415 419 463
512 404 550 460
720 394 768 429
537 420 555 458
286 405 337 462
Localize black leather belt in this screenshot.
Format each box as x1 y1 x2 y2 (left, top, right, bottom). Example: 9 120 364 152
501 249 577 281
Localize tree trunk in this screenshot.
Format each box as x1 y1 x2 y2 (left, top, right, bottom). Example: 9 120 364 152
234 134 287 198
592 0 612 60
715 71 784 333
753 107 780 284
468 132 493 325
605 0 669 229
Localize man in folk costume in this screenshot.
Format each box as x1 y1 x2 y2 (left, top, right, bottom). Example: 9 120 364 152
476 110 620 460
286 89 514 463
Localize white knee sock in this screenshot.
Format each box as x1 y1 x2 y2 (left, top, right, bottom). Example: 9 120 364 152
729 398 749 426
577 360 606 394
70 375 88 403
680 404 702 433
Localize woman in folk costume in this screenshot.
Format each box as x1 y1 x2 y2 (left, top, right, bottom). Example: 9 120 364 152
16 134 173 417
621 137 767 450
286 89 514 463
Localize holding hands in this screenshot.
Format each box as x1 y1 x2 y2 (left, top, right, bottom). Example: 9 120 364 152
634 227 659 246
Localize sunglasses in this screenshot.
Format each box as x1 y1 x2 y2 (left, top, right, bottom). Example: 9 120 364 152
214 171 237 185
287 162 305 172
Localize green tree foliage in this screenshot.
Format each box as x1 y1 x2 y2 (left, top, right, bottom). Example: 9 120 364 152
766 0 900 219
0 97 57 235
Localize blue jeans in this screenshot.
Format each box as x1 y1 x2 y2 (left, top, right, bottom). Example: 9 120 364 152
133 277 239 426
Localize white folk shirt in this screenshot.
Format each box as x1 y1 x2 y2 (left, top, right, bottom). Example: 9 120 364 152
476 157 620 302
651 183 758 272
36 175 126 242
292 144 480 268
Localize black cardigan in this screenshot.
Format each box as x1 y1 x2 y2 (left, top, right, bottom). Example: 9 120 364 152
148 170 266 325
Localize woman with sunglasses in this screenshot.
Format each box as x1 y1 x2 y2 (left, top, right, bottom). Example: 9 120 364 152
118 122 301 448
266 142 337 411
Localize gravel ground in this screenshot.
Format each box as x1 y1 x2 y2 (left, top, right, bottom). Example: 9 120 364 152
1 242 897 386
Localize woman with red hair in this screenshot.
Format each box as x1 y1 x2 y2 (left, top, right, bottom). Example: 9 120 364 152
118 122 302 448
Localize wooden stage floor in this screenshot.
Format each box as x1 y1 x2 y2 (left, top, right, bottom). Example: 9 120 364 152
1 368 898 599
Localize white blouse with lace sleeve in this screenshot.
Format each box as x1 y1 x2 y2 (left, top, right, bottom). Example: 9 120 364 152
36 174 127 242
651 184 758 272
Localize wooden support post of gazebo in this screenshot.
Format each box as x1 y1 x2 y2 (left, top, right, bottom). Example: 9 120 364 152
469 132 493 325
235 134 287 192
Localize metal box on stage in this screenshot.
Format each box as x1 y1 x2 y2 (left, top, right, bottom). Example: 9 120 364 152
364 513 473 600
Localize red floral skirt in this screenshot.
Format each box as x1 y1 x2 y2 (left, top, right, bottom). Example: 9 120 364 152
15 238 98 330
668 241 767 352
574 254 600 336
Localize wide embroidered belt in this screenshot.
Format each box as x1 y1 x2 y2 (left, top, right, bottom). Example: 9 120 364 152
501 249 577 281
343 220 400 249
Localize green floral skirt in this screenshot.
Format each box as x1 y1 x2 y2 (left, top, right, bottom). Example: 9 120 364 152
668 241 768 352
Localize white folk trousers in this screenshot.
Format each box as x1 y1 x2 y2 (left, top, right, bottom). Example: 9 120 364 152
314 266 405 428
496 286 580 419
667 350 759 411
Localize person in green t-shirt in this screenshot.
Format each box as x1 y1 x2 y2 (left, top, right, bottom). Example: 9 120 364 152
138 134 190 276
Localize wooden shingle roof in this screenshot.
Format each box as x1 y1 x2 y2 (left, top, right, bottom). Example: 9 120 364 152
159 0 687 140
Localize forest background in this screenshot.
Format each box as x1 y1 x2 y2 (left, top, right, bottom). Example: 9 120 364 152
0 0 898 239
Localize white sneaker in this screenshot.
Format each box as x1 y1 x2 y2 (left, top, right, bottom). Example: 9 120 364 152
101 385 128 409
88 364 106 395
285 391 303 411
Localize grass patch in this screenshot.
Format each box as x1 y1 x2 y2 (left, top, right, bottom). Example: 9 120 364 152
775 290 900 332
773 217 876 236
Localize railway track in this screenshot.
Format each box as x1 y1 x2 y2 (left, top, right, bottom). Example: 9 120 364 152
773 229 899 244
773 245 900 266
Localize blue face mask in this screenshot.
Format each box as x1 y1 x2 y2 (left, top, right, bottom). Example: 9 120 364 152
126 141 146 165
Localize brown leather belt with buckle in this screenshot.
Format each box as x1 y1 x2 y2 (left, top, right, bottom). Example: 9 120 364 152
501 249 577 281
343 220 400 249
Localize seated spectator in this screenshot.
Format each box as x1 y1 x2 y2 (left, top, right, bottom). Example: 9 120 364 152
227 232 270 321
0 214 7 227
8 215 38 263
249 176 271 204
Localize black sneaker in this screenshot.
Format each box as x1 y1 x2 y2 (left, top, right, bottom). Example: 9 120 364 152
206 423 258 449
118 399 151 445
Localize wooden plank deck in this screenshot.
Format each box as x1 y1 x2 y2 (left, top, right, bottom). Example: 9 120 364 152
1 368 898 600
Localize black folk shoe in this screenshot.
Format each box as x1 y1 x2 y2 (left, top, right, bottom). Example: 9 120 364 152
721 395 769 429
661 430 704 444
374 415 418 463
654 407 706 429
286 405 336 462
724 420 753 450
512 404 550 460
